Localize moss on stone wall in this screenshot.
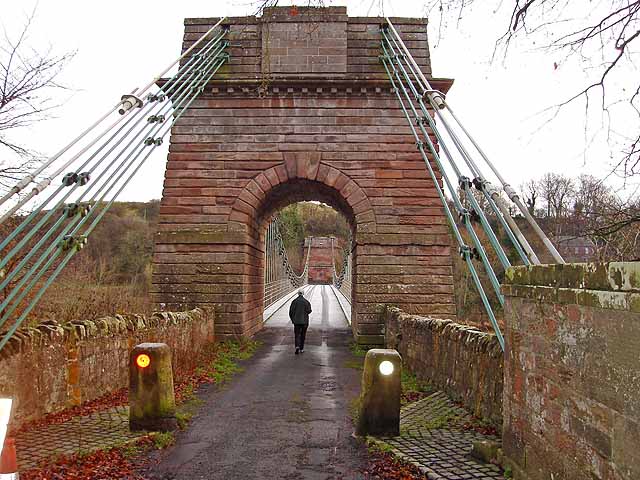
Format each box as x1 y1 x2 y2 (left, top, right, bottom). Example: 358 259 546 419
503 263 640 312
0 308 210 360
505 262 640 292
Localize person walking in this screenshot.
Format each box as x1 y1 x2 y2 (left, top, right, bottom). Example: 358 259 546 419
289 290 312 354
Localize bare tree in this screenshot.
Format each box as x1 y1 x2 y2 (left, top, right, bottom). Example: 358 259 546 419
252 0 328 15
0 7 74 191
520 179 538 215
585 197 640 261
573 175 611 219
518 171 640 260
427 0 640 181
536 172 575 235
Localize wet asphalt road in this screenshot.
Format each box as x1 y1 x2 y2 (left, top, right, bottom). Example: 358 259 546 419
147 285 368 479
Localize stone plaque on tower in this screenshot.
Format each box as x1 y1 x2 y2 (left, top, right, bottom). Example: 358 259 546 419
261 7 347 75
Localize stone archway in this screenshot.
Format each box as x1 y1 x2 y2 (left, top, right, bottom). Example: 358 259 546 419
231 163 375 233
250 175 361 331
152 6 457 344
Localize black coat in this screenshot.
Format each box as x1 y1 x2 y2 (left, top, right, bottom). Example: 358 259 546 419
289 295 312 325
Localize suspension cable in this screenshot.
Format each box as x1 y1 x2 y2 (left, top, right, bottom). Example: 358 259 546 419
0 17 228 213
384 31 536 265
263 218 312 309
0 51 228 341
383 31 515 271
384 18 564 264
0 24 229 350
330 237 351 289
0 36 228 288
380 45 505 350
381 42 504 303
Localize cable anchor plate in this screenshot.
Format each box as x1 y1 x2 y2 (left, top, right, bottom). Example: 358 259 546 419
62 172 78 186
119 94 143 115
61 235 87 252
422 89 446 109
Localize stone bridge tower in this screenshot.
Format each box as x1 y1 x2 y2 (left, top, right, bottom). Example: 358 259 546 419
304 237 334 284
152 6 456 344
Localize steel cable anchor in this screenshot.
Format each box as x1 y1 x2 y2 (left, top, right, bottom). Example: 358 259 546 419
119 94 143 115
422 89 446 109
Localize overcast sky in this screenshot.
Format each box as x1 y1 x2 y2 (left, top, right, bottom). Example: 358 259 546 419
2 0 638 204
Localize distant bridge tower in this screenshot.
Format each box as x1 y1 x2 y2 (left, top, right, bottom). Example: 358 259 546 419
152 6 456 344
304 237 334 284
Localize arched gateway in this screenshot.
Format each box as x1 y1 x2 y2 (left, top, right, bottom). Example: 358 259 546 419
152 6 456 344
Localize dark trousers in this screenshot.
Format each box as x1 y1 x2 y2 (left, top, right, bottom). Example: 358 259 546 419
294 324 308 349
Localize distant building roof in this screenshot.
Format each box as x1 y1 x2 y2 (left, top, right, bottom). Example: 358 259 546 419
553 235 597 262
554 236 596 248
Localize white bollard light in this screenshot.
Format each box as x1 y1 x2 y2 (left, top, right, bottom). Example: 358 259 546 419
356 349 402 437
378 360 394 376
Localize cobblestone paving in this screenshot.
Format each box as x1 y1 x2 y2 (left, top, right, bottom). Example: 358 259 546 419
15 406 145 470
379 392 503 480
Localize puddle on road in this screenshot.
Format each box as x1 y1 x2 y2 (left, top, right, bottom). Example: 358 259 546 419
319 380 338 392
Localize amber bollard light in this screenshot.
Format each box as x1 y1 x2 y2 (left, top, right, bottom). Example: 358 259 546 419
129 343 177 432
356 349 402 437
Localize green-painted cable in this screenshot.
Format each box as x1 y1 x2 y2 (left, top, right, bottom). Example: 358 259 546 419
381 41 504 304
0 52 230 345
383 32 512 271
382 52 504 346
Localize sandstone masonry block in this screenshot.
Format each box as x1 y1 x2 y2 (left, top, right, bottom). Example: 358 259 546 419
503 262 640 480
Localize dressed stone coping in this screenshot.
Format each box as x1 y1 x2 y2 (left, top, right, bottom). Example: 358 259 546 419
0 308 210 360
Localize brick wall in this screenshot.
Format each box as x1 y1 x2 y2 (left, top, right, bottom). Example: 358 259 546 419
152 7 456 345
0 309 214 429
384 306 503 427
502 262 640 480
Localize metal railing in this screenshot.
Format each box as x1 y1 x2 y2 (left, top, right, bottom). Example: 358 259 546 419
264 218 310 309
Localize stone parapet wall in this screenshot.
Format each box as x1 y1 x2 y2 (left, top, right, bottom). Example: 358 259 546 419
0 308 214 429
503 262 640 480
383 306 503 427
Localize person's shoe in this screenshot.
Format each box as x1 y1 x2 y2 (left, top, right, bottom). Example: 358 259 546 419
300 349 304 353
295 348 300 355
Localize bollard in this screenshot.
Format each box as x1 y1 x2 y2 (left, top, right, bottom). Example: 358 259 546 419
0 399 11 459
0 438 18 479
356 349 402 437
0 398 18 479
129 343 177 431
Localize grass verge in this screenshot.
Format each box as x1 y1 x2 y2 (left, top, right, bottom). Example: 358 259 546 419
174 339 261 428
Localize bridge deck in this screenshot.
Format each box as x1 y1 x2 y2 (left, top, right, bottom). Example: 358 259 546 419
266 284 349 331
149 285 366 479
